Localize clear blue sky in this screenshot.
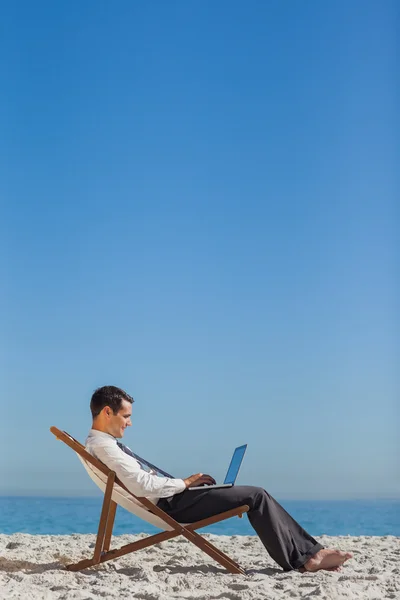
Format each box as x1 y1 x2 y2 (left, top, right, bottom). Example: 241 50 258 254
1 1 398 500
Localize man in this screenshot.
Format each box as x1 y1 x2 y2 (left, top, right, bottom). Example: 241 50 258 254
86 385 352 573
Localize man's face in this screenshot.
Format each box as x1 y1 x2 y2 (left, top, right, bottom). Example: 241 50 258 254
105 399 132 438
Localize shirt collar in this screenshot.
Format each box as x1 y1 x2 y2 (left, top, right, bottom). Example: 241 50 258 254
88 428 117 441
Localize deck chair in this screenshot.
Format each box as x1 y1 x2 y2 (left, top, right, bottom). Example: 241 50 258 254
50 426 249 574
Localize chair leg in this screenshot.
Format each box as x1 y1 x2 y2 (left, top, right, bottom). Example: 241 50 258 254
185 505 249 571
182 529 245 574
194 536 242 570
103 501 117 552
93 472 115 563
66 529 179 571
136 498 248 573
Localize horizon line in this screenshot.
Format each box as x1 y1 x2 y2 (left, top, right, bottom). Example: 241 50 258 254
1 494 399 502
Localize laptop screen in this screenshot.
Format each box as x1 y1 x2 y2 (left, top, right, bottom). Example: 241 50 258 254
223 444 247 485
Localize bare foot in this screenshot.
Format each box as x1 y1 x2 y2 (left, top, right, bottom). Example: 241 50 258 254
299 565 342 574
303 549 352 572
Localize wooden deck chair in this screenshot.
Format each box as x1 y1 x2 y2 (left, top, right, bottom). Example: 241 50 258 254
50 426 249 574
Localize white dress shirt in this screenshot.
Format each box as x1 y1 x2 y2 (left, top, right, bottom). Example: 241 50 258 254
85 429 186 503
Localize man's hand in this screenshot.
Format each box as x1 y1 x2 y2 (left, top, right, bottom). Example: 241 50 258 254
183 473 216 488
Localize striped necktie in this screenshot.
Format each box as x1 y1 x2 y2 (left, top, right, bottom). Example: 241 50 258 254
116 441 173 478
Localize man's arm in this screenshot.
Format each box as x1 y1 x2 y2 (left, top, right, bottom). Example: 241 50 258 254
90 441 187 499
89 440 216 497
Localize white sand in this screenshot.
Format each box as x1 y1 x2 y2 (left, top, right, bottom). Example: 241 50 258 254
0 533 399 599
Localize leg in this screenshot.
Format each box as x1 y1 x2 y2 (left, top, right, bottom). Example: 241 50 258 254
103 501 117 552
158 486 322 571
93 472 115 563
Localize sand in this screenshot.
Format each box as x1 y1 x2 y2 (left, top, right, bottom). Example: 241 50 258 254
0 533 399 599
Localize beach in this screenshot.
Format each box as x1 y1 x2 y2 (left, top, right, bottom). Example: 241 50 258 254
1 533 399 599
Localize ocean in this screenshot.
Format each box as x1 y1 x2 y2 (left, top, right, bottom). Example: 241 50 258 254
1 497 399 537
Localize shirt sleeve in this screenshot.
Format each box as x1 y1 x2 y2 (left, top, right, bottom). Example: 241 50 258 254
88 440 186 499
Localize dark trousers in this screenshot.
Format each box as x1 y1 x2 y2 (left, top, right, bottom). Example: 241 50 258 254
157 486 323 571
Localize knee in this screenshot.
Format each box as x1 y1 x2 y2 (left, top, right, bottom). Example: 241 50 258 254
247 486 266 509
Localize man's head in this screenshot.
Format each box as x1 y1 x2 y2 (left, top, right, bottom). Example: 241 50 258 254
90 385 134 438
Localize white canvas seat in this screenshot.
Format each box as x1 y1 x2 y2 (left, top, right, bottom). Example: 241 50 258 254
77 454 175 531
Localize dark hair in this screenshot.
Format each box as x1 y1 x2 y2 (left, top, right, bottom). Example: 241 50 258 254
90 386 134 419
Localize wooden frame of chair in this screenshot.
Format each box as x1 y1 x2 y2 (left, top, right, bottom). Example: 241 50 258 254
50 426 249 574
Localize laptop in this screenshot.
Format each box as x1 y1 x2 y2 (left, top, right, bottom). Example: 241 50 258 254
188 444 247 491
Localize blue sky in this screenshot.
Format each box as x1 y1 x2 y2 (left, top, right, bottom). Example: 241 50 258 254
1 1 398 500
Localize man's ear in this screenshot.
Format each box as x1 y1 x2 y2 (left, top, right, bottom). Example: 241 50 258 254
103 406 112 418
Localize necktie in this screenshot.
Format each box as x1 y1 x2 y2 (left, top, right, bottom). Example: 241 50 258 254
116 441 174 478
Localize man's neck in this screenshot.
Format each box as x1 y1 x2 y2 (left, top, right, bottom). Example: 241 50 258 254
91 422 113 436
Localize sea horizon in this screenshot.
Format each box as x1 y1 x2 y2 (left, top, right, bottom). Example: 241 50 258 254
1 496 399 538
1 493 400 501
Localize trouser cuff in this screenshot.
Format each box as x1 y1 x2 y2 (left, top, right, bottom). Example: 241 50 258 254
292 542 324 570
